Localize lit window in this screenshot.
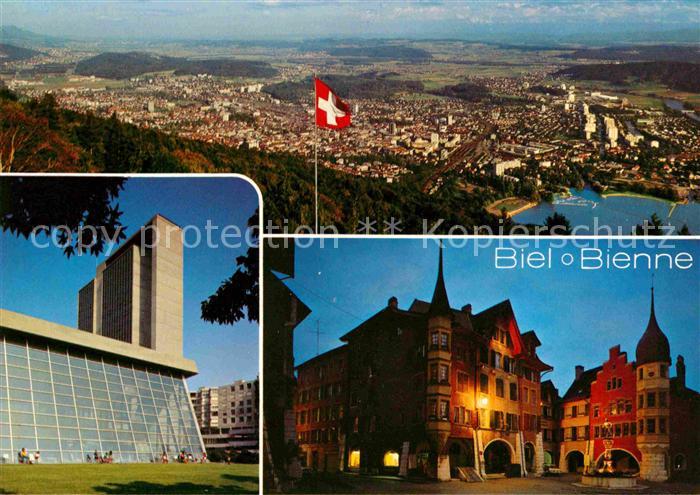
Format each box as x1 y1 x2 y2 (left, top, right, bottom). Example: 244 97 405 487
383 451 399 467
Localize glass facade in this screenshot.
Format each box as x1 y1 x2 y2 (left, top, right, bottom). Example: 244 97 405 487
0 334 204 463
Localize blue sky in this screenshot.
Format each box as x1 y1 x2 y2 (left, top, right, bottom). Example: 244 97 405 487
286 238 700 394
0 177 259 390
2 1 698 41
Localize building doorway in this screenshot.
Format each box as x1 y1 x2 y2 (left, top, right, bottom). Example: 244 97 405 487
484 440 512 474
566 451 584 473
595 450 640 474
447 439 474 478
347 449 360 470
544 450 554 469
524 442 535 471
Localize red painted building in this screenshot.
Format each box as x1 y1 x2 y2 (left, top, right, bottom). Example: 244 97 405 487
589 345 641 472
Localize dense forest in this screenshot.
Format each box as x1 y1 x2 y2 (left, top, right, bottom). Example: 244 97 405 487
555 61 700 93
74 52 278 79
264 73 425 102
0 88 500 233
429 82 490 101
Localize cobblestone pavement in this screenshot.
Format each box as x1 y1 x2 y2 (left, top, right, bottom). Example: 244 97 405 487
292 472 700 494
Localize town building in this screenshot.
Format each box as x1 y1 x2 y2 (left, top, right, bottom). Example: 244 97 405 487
540 379 560 468
294 247 553 480
556 287 700 481
295 346 347 472
190 378 259 458
263 243 311 489
0 215 204 464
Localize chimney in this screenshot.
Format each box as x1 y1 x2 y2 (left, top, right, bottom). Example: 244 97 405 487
388 296 398 309
462 304 472 315
676 355 686 388
575 365 584 380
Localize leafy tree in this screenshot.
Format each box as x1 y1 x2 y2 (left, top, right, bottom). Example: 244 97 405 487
545 212 572 235
201 210 259 325
0 176 127 257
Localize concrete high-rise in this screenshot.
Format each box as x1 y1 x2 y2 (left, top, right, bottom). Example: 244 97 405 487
77 214 183 357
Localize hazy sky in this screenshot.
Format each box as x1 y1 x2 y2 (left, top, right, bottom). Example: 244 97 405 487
286 238 700 395
0 177 259 390
2 0 699 41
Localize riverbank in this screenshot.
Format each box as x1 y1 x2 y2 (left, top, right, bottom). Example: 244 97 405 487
513 186 700 233
601 190 677 204
486 197 537 218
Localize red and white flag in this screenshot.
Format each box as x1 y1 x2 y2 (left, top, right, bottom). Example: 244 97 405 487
315 78 351 130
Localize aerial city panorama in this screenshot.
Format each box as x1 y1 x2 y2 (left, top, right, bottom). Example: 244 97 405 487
1 1 700 495
1 1 699 234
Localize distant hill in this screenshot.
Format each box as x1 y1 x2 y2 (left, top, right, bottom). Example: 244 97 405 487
555 61 700 93
563 45 700 64
429 82 489 101
265 73 424 102
75 52 278 79
0 25 66 48
0 43 41 62
327 45 431 61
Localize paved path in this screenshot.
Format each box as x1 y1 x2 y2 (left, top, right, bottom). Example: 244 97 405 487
293 472 700 494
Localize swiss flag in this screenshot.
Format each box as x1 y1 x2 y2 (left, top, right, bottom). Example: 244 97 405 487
315 78 351 130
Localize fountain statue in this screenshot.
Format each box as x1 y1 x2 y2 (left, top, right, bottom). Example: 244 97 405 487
580 418 639 489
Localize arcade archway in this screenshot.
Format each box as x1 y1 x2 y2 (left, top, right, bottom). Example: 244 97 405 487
447 439 474 478
483 439 513 474
595 449 640 474
565 450 584 473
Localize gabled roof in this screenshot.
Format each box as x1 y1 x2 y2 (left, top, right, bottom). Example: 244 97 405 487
562 366 603 401
408 299 473 331
339 305 422 342
296 344 348 370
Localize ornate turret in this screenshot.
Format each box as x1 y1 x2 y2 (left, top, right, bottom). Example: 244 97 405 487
635 287 671 366
635 283 671 482
425 243 452 481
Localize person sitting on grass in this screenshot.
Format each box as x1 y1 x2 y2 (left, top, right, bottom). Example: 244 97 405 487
18 448 31 464
33 451 40 464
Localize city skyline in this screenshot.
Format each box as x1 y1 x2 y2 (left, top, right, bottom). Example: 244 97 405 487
0 177 259 389
285 238 700 393
2 1 699 42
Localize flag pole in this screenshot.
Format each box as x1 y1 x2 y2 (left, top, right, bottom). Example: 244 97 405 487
313 73 319 234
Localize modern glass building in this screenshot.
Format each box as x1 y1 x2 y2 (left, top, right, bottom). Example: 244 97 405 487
0 311 204 464
1 214 204 463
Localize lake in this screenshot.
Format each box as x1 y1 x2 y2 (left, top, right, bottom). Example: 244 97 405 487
514 187 700 234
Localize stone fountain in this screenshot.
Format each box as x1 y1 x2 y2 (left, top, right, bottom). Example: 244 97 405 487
581 419 639 489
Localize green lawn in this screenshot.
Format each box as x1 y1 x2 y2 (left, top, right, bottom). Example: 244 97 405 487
0 463 258 494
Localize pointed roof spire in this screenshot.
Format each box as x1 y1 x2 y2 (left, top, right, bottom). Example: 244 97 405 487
428 241 451 317
635 278 671 365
